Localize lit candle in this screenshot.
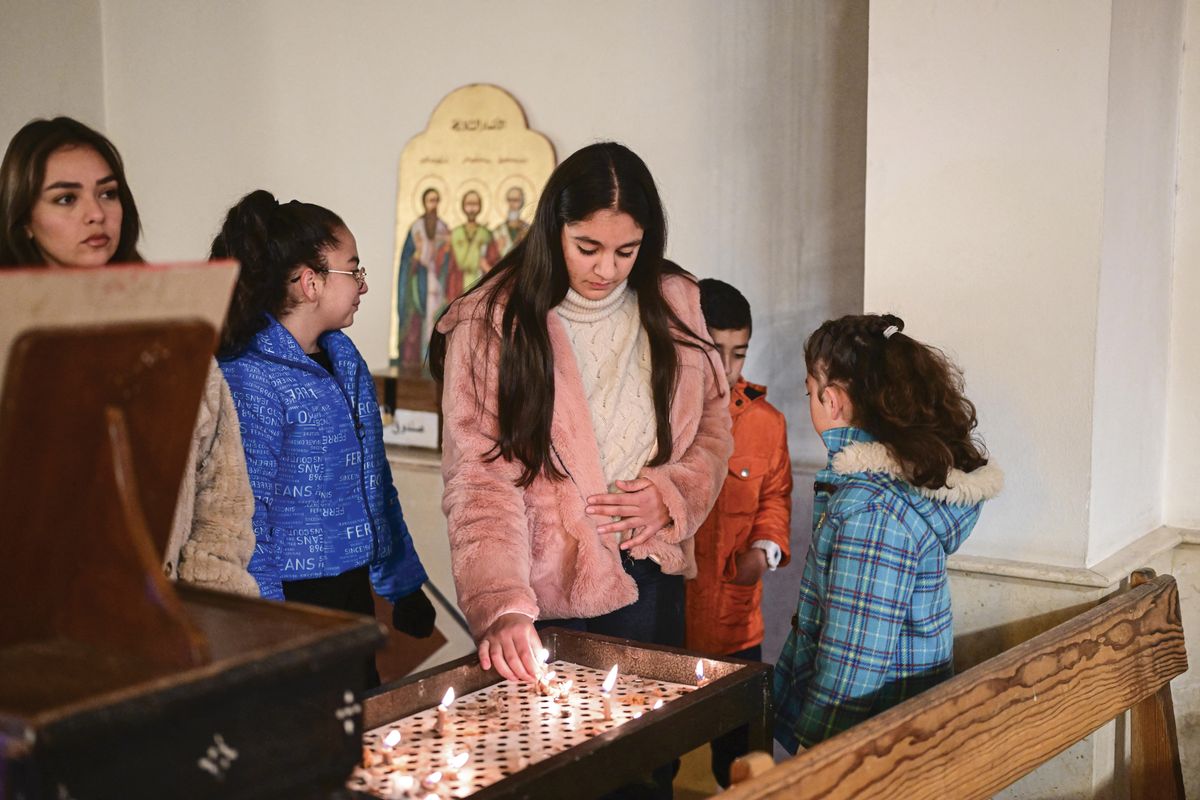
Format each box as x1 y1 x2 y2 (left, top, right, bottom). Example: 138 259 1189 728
695 659 708 687
537 669 558 696
388 774 414 799
421 770 443 790
383 729 402 749
652 698 664 710
435 687 456 735
530 647 551 696
601 664 618 721
445 749 469 779
557 678 574 703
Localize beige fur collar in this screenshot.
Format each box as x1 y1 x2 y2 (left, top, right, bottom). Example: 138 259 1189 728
831 440 1004 505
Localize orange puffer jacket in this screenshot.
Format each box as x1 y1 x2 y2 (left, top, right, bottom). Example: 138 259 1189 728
685 378 792 655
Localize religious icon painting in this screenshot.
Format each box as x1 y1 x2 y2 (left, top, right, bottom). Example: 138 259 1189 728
390 84 556 370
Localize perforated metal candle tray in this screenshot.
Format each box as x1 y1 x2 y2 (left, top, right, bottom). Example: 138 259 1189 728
345 628 772 800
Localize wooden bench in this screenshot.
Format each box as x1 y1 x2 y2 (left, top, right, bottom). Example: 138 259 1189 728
724 569 1188 799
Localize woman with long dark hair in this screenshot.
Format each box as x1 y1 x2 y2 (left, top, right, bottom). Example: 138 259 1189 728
0 116 258 596
431 142 732 687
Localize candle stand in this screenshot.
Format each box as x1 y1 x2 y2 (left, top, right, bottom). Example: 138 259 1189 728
0 311 385 800
346 628 772 799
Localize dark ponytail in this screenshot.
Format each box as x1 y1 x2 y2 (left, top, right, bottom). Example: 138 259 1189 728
211 190 345 357
804 313 989 489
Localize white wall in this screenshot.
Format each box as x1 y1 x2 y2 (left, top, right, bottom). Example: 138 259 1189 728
865 1 1113 567
99 0 866 466
1088 0 1184 564
1167 0 1200 530
0 0 105 143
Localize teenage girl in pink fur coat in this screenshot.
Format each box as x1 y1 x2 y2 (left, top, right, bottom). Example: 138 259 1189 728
430 142 732 684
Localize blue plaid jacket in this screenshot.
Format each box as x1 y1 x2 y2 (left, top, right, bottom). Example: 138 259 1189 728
773 427 999 752
219 316 427 602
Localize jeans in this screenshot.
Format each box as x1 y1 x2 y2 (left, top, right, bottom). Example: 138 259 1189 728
537 554 684 646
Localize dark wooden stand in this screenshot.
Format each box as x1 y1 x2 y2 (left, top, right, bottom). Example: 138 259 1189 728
0 322 386 800
353 628 773 799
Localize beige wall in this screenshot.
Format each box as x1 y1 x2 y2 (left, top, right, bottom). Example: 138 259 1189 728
866 0 1114 567
1166 0 1200 530
97 0 866 467
1089 0 1185 565
867 0 1185 569
0 0 105 144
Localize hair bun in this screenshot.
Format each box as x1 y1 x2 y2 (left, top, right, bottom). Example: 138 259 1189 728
878 314 904 338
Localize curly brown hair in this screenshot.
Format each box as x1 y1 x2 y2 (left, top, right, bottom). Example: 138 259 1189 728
804 313 989 489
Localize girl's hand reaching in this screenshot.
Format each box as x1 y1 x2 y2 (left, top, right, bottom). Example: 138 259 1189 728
478 613 544 683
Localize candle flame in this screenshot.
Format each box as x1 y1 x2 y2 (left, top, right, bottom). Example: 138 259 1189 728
537 647 550 664
561 679 574 693
448 750 469 770
695 659 705 682
440 687 456 708
382 729 401 748
601 664 618 693
543 670 557 683
652 699 664 710
391 775 414 791
422 770 443 788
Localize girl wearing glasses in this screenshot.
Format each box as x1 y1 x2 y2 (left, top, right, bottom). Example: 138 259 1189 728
211 190 433 685
0 116 259 598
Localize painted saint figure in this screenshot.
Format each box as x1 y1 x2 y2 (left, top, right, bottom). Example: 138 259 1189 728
447 189 497 297
394 187 450 368
492 186 530 257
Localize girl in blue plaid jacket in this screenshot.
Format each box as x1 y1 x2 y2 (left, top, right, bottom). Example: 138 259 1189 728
774 314 1003 752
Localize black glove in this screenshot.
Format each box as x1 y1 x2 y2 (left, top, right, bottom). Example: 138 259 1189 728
392 587 436 638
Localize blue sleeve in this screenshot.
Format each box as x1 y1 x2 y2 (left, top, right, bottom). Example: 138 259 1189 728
354 353 428 602
370 474 428 602
220 359 287 601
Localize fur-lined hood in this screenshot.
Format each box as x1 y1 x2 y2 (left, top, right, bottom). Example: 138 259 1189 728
820 431 1001 557
832 440 1004 505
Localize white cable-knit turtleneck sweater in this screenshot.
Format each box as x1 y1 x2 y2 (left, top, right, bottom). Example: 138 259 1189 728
555 282 657 491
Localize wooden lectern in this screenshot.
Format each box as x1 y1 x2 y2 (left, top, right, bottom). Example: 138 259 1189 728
0 264 385 800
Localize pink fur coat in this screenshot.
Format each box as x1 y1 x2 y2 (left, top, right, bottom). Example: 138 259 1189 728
438 274 732 638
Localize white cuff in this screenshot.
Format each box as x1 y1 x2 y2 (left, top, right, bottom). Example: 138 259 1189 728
750 540 782 570
498 609 538 621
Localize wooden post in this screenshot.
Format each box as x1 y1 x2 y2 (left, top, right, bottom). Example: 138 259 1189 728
1129 569 1186 800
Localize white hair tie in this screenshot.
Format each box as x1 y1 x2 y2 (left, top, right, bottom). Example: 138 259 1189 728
883 325 899 339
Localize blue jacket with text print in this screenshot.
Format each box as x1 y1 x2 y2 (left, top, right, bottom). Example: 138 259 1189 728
219 316 427 601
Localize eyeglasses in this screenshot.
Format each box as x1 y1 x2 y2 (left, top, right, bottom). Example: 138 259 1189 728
290 266 367 288
326 267 367 288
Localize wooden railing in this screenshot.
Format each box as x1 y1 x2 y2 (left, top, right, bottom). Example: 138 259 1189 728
725 569 1188 799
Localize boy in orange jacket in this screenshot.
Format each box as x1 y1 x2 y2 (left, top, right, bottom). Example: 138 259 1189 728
688 279 793 787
